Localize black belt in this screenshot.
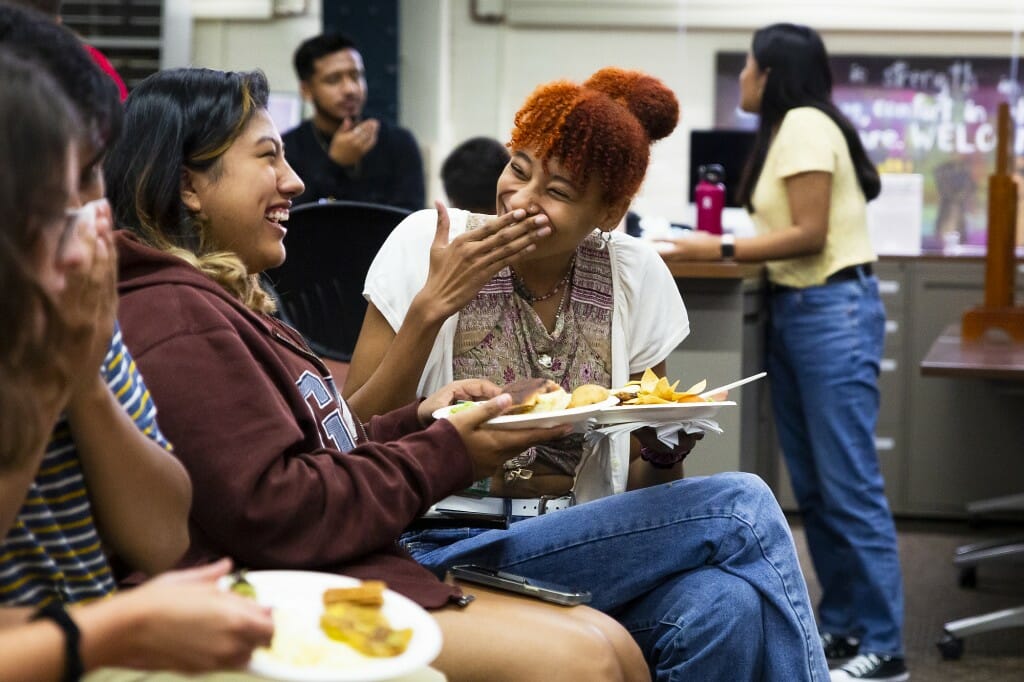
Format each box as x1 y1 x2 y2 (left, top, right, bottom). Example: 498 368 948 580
769 263 873 293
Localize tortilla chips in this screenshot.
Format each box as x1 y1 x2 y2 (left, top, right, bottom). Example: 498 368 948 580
619 368 709 405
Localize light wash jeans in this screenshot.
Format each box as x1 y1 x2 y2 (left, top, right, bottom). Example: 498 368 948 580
403 472 829 681
767 273 905 657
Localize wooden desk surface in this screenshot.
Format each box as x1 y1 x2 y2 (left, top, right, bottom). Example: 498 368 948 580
663 260 764 280
920 324 1024 381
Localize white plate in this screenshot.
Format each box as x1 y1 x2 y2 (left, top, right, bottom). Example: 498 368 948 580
593 400 736 425
432 395 620 430
221 570 442 682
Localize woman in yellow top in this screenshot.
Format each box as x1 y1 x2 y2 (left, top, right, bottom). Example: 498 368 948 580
664 23 907 682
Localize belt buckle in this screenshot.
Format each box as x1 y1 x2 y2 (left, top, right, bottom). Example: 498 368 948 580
538 492 576 515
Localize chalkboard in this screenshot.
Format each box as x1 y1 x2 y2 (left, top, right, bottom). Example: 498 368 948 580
715 52 1024 251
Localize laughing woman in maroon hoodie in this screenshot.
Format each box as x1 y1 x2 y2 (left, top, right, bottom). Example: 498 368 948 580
105 68 656 681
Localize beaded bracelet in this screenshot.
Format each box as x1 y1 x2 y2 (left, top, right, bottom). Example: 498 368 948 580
32 602 83 682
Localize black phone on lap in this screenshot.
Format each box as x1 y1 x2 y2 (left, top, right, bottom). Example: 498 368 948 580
449 564 592 606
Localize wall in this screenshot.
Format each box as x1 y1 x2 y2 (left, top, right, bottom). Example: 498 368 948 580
185 1 1024 214
190 4 322 105
401 0 1024 218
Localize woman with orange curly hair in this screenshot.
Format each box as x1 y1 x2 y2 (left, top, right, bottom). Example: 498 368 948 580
348 68 694 500
347 68 828 680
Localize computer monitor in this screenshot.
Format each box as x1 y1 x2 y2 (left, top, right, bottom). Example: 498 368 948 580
688 129 757 208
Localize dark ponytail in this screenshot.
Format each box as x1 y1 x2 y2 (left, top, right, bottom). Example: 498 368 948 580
737 23 880 211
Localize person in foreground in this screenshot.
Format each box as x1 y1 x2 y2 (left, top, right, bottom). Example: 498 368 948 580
0 48 272 681
347 68 695 502
107 66 829 681
661 23 907 682
0 3 195 610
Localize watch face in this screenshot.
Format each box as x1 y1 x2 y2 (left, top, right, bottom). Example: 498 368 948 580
720 236 735 260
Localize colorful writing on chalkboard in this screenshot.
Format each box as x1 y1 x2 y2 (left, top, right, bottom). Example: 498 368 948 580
715 52 1024 252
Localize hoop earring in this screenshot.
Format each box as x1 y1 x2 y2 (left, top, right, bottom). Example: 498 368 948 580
597 229 612 250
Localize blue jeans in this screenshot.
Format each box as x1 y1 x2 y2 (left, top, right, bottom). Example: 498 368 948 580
403 472 829 681
767 274 905 657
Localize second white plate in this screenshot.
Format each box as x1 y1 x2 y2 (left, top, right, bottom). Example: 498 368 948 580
432 396 620 430
593 401 735 425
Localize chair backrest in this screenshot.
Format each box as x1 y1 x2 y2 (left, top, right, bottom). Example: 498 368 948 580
266 200 411 361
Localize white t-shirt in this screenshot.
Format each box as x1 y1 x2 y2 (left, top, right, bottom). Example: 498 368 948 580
364 208 690 500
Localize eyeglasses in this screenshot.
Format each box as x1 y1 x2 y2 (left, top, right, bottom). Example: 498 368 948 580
53 201 97 258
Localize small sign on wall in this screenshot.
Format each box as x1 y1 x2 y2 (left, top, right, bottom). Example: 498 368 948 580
867 174 925 256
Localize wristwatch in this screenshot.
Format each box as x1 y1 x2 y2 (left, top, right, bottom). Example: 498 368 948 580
720 233 736 261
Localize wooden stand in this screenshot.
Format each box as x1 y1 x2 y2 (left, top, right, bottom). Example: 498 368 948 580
962 102 1024 342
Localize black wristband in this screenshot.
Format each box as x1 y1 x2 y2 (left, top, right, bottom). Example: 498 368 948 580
639 444 690 469
720 233 736 260
32 602 83 682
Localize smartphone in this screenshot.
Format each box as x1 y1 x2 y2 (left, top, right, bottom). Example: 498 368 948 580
449 564 592 606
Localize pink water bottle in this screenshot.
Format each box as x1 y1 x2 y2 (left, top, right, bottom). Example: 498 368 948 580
695 164 725 235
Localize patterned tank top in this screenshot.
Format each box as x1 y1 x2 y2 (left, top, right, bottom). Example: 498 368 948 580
453 229 613 477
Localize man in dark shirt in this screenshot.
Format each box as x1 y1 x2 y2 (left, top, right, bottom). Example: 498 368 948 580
283 32 425 211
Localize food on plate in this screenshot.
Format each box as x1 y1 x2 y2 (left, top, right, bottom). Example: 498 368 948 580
447 400 477 415
501 377 570 414
229 570 257 599
566 383 611 408
319 581 413 658
615 368 711 405
324 580 386 607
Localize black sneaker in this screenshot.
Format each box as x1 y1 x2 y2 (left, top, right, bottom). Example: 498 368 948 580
829 653 909 681
822 632 860 661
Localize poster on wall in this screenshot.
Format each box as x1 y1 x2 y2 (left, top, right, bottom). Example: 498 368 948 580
715 52 1024 252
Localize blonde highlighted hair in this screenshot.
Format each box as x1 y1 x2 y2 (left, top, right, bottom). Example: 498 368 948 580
107 67 276 313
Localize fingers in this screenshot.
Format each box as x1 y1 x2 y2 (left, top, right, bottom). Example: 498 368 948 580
432 200 451 249
463 378 502 400
461 393 513 425
495 424 573 450
361 119 380 146
157 557 234 585
92 198 113 237
445 378 501 402
447 211 548 275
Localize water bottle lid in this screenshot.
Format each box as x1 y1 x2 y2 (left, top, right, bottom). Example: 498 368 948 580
698 163 725 183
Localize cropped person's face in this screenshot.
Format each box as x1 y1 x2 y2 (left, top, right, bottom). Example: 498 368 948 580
739 52 767 114
497 148 623 264
181 109 305 274
77 135 106 204
34 142 85 296
302 48 367 127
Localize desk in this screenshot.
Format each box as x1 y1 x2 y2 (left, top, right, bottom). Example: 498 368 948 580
921 324 1024 381
662 261 770 478
920 323 1024 659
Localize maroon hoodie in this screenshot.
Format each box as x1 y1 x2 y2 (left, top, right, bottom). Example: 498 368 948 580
115 232 472 607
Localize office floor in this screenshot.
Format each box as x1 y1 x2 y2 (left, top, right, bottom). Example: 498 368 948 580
789 516 1024 681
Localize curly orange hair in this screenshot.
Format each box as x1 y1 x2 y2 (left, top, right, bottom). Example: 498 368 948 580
508 67 679 206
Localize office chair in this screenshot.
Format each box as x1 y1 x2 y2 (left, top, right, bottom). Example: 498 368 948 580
936 492 1024 660
265 200 411 363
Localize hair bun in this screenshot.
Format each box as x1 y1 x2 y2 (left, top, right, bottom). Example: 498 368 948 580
583 67 679 142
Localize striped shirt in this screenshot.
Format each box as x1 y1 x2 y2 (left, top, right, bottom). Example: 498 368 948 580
0 323 170 606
